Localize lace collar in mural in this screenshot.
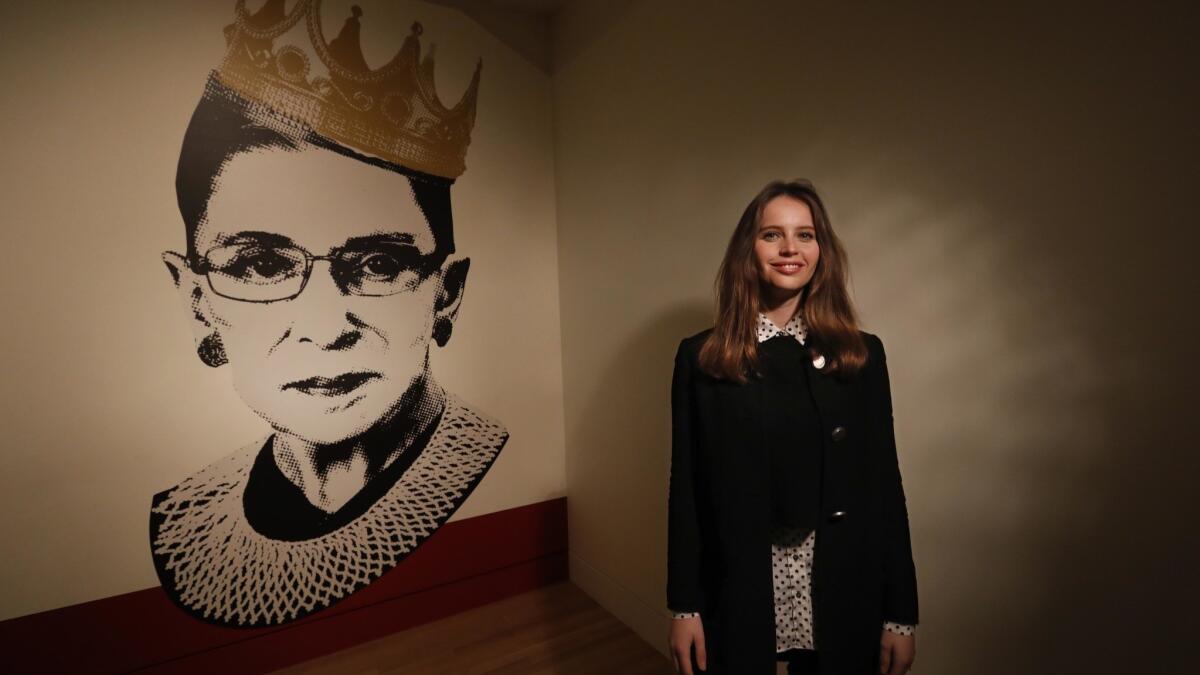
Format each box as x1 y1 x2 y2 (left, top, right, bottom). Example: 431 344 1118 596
149 390 508 627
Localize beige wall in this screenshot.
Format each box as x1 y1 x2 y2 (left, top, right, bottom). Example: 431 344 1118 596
552 1 1197 673
0 0 566 620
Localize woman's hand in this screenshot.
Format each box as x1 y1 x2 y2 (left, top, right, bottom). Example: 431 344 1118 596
668 615 707 674
879 630 915 674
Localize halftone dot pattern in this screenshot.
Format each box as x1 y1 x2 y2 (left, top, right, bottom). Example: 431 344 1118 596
670 312 916 645
150 390 507 626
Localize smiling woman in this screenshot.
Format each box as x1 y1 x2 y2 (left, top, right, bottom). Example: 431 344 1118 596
667 180 918 674
148 1 509 628
754 196 821 309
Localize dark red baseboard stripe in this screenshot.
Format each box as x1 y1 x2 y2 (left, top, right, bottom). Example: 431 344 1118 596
0 497 567 675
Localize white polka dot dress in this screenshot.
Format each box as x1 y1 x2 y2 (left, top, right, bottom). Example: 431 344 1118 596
670 312 916 652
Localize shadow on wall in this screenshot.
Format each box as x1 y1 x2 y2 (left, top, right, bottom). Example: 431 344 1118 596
425 0 555 73
832 162 1199 675
566 300 711 617
551 0 644 75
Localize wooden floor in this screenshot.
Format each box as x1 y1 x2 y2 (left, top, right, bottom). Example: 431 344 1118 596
271 581 675 675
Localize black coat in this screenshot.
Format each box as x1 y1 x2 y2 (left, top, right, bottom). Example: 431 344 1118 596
667 328 919 675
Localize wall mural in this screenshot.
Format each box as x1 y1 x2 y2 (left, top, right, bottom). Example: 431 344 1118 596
149 0 508 627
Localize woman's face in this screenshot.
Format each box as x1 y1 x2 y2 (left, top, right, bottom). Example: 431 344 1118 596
177 147 460 445
754 195 820 300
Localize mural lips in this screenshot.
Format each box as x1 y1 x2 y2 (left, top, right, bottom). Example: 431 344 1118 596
283 371 382 397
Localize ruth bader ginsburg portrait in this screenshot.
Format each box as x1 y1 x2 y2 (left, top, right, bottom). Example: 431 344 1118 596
148 0 509 627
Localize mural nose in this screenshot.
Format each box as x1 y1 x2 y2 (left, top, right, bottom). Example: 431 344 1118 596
292 261 361 349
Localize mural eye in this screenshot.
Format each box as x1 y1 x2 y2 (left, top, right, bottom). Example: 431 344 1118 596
217 248 301 284
359 252 403 280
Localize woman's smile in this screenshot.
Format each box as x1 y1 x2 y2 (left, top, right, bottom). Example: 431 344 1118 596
770 261 807 275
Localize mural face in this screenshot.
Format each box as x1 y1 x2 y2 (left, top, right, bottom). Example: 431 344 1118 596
149 0 508 627
169 148 452 450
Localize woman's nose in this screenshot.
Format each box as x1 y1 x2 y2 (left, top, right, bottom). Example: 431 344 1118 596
289 260 362 349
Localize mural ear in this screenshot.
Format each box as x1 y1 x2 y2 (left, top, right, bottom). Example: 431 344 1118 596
161 250 188 287
432 256 470 347
162 251 226 368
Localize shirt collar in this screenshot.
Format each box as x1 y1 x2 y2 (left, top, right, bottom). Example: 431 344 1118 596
756 311 807 345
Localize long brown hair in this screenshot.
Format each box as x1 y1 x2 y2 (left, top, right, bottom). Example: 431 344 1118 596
698 179 867 383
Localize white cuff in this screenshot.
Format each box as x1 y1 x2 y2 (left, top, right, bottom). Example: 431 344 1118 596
883 621 916 636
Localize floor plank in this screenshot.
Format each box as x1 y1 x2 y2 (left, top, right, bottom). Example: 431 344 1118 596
270 581 674 675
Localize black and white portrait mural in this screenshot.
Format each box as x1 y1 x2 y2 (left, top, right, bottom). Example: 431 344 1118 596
149 0 509 626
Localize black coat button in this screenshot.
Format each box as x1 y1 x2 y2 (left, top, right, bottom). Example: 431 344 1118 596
828 511 847 523
831 426 847 442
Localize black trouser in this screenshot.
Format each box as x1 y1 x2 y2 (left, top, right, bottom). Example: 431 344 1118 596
777 648 818 675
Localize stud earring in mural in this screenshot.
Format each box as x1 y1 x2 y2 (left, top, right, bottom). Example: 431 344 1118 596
196 333 228 368
150 0 508 628
433 317 454 347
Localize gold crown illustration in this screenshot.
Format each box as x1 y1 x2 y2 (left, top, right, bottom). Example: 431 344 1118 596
214 0 481 180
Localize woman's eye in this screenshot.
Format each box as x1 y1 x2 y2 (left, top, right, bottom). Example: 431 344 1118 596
800 232 814 241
